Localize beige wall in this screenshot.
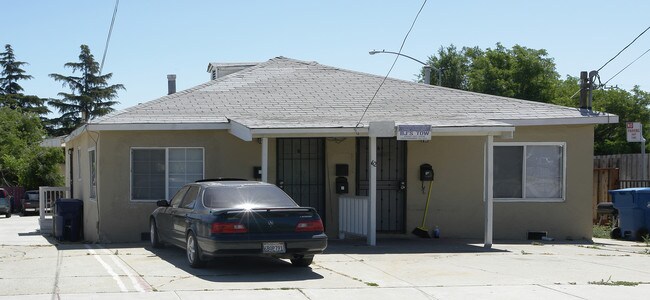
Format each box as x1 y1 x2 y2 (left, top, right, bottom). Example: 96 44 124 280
68 124 594 243
65 131 100 241
96 130 263 242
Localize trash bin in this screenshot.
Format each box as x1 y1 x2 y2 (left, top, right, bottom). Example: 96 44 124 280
54 199 83 242
609 188 650 240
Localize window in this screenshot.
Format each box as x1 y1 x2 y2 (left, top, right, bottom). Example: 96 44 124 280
89 148 97 199
493 143 565 201
131 148 204 201
77 149 81 180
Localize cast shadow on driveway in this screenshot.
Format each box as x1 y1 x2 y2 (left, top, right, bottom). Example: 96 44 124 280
326 237 511 254
146 245 325 283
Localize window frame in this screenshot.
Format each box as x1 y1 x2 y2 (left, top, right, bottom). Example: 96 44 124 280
129 147 205 202
493 142 566 203
88 147 97 200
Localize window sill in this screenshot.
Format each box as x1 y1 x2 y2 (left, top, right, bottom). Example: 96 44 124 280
494 198 565 203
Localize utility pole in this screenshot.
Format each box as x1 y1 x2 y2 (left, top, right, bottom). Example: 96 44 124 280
579 70 598 110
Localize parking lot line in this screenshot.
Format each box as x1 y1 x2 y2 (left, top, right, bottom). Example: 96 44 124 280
84 244 127 292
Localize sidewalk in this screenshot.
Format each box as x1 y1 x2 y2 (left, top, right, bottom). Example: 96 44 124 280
1 215 650 299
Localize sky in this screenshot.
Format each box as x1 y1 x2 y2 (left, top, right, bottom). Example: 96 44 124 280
2 1 650 113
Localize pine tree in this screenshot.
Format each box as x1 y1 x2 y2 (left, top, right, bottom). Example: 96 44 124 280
0 44 49 115
49 44 124 134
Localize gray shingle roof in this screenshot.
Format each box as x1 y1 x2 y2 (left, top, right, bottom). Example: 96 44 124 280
93 57 616 130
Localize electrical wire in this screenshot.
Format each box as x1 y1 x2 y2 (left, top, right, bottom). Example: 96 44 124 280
597 25 650 72
602 48 650 87
99 0 120 75
570 25 650 98
355 0 428 130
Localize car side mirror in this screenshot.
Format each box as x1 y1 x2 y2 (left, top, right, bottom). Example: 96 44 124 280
156 200 170 207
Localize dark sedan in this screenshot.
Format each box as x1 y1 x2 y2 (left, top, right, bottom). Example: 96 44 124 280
21 190 40 215
149 180 328 268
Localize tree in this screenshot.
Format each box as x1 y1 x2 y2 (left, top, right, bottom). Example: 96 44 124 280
49 44 124 135
0 107 63 188
423 43 560 102
0 44 49 115
423 44 470 89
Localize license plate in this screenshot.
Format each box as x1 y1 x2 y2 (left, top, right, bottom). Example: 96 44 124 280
262 242 286 254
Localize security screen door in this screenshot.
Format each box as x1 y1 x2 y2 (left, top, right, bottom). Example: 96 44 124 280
357 138 407 233
276 138 326 221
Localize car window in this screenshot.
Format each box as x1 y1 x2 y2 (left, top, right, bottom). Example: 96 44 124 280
180 186 199 209
203 185 298 209
170 186 189 208
27 193 39 200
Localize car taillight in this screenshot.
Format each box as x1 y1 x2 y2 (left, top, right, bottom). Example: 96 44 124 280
211 222 248 234
295 219 324 232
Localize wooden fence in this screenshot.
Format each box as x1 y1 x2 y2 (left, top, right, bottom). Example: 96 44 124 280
593 154 650 223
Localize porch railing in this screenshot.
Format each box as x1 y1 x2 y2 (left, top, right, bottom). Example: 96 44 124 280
39 187 69 234
338 195 369 239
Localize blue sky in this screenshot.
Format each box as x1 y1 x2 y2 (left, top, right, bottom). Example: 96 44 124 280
3 1 650 112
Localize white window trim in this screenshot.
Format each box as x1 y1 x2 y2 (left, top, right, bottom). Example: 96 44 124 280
88 147 97 201
130 147 205 202
77 148 82 181
493 142 566 203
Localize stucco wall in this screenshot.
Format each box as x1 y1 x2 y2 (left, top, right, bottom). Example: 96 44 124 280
96 130 262 242
404 124 594 240
71 124 594 243
65 131 100 242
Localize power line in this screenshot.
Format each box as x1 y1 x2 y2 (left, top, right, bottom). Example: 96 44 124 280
603 47 650 86
597 25 650 72
100 0 120 75
355 0 428 130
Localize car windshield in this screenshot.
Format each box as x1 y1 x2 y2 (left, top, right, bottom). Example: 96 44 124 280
27 193 39 200
203 185 298 209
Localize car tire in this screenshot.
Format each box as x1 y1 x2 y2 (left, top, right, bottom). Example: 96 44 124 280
290 256 313 267
6 213 10 218
150 219 163 248
186 232 206 268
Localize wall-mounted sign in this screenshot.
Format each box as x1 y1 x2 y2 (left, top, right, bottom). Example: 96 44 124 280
397 125 431 141
627 122 643 142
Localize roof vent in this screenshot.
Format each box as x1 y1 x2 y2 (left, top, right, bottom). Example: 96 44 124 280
206 62 259 80
167 74 176 95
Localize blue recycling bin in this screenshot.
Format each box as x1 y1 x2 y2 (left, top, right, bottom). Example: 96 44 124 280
54 199 83 242
609 188 650 240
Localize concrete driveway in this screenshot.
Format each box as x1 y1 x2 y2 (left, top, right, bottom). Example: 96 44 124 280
1 214 650 299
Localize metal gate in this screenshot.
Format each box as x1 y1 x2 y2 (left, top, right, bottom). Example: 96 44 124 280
356 138 407 233
276 138 326 221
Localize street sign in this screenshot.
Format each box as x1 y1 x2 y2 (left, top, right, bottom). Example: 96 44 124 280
626 122 643 142
397 125 431 141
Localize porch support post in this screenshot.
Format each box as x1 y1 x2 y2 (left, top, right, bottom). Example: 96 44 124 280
368 136 377 246
261 138 269 183
484 135 494 248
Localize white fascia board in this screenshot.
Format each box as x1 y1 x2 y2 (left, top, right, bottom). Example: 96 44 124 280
251 127 369 138
64 123 230 143
429 126 515 136
502 115 619 126
229 120 253 141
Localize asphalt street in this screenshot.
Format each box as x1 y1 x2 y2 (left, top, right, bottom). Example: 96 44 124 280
1 214 650 299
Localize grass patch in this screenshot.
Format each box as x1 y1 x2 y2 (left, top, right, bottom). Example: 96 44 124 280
593 225 612 239
365 282 379 287
589 276 640 286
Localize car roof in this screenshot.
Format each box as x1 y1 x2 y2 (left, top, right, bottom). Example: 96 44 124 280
194 181 273 188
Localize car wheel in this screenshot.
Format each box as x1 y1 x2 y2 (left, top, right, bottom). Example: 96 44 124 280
186 232 205 268
150 219 163 248
6 213 10 218
290 256 313 267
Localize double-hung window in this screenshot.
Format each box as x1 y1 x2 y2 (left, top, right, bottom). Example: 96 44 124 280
493 142 565 202
131 147 204 201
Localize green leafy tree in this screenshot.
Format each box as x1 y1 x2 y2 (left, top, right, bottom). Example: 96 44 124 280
0 44 49 115
423 44 470 89
591 86 650 155
467 43 559 102
0 107 63 188
49 44 124 135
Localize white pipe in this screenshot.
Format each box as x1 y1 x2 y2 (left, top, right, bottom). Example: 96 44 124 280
262 138 268 182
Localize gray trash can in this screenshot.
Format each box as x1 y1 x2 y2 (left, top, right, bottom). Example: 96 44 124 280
54 199 83 242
